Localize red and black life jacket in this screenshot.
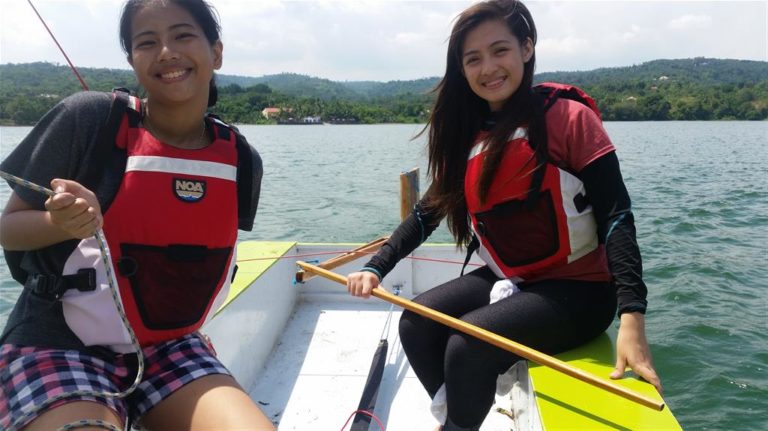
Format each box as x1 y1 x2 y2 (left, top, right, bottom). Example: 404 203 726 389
464 83 601 280
7 90 259 351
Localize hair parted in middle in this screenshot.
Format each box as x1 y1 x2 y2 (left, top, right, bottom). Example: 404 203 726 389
118 0 222 107
422 0 548 248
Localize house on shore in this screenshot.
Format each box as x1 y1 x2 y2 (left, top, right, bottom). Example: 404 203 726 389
261 107 281 119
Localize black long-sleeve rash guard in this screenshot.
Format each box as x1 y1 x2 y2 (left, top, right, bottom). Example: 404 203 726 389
361 151 648 316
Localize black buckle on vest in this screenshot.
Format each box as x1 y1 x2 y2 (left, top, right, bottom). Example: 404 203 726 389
28 274 59 298
69 268 98 292
27 268 97 299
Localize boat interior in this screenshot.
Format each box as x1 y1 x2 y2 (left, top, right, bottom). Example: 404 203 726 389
203 241 679 431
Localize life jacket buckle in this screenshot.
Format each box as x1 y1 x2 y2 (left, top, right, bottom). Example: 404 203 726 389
72 268 97 292
28 274 58 298
27 269 97 299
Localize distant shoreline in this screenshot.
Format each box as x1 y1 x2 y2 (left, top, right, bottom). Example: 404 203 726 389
2 58 767 124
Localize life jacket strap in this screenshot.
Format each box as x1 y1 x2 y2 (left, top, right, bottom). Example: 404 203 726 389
460 236 480 276
26 268 97 299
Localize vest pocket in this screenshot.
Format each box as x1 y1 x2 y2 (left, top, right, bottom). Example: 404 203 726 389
474 189 560 267
118 243 232 330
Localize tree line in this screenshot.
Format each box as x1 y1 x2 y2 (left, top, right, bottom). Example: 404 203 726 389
1 58 766 126
213 82 431 124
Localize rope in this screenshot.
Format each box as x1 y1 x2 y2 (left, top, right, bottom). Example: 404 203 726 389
378 285 400 341
1 170 144 431
340 409 386 431
239 250 482 268
26 0 89 91
0 171 56 197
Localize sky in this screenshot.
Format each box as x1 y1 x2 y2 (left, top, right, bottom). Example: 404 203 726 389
0 0 766 82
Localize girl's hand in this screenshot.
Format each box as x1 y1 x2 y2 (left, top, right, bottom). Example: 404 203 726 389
45 179 103 239
610 312 663 394
347 271 380 298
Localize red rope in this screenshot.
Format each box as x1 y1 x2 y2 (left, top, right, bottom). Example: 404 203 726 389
27 0 89 91
237 250 364 262
339 409 385 431
236 249 482 267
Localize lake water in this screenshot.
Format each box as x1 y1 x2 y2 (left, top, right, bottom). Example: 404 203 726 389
1 122 767 430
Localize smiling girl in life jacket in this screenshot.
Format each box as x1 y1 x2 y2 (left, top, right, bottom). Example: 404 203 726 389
347 1 662 430
0 1 273 430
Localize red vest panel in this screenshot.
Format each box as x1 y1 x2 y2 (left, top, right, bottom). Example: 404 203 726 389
465 129 598 280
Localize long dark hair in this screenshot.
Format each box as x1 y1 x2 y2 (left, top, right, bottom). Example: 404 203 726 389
119 0 221 107
423 0 544 247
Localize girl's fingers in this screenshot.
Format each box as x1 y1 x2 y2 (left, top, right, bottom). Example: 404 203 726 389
610 356 627 379
635 364 663 394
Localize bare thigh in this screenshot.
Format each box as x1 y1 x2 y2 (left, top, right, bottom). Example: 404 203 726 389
22 401 123 431
139 374 275 431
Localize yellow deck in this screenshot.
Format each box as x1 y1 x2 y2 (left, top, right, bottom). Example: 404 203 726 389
529 332 681 430
217 241 296 312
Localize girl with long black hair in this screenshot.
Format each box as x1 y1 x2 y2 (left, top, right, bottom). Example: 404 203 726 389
347 1 661 429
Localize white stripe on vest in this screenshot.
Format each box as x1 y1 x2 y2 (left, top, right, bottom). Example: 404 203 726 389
126 156 237 182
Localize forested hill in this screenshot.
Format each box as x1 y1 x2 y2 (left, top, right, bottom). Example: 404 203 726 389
536 58 768 86
1 57 766 125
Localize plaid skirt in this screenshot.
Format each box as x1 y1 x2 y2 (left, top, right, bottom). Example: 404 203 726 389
0 332 230 431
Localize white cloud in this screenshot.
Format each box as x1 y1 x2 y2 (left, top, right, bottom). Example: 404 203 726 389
393 32 430 46
621 25 644 42
1 1 765 81
668 14 712 30
538 35 590 57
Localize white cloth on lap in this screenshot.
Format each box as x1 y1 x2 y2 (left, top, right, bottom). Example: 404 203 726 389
490 278 520 304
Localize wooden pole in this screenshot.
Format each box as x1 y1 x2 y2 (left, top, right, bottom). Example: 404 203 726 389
295 261 665 411
399 168 420 221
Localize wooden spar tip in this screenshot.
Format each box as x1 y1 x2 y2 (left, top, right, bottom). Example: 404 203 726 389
295 261 666 412
294 236 388 283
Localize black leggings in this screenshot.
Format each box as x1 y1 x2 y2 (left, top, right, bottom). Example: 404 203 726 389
398 266 617 428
